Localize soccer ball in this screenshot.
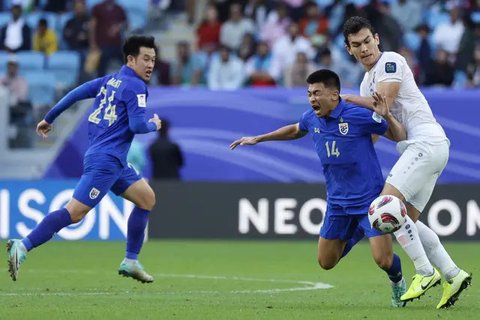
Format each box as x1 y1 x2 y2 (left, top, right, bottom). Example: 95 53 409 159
368 195 407 233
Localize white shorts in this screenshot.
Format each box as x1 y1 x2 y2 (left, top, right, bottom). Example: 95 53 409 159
386 139 449 212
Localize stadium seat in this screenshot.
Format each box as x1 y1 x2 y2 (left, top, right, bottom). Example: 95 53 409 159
16 51 46 73
46 51 81 91
24 70 57 108
0 51 9 74
26 11 59 31
403 32 420 51
0 11 11 28
118 0 149 31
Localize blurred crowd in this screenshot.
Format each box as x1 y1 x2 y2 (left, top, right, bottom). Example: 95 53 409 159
163 0 480 90
1 0 480 148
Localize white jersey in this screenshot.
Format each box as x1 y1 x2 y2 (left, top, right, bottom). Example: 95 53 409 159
360 51 447 142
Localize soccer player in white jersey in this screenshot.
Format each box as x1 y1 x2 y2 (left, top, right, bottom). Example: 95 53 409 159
341 16 472 309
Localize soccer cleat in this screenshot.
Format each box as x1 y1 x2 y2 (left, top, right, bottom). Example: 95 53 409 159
391 277 407 307
436 270 472 309
6 239 27 281
401 268 441 302
118 260 154 283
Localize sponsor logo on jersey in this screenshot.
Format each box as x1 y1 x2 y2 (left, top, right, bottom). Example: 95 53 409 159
137 94 146 107
385 62 396 73
314 127 320 133
89 187 100 200
338 122 349 135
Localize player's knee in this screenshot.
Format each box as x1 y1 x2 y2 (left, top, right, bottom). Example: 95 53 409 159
140 188 156 210
317 257 337 270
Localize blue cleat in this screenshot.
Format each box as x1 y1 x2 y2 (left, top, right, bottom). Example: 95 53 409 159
6 239 27 281
391 277 407 307
118 259 154 283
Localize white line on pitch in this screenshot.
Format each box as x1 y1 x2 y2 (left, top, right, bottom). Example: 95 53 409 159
0 272 333 296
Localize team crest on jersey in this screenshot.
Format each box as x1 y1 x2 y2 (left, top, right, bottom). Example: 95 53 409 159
385 62 396 73
137 94 146 107
89 187 100 200
338 122 349 135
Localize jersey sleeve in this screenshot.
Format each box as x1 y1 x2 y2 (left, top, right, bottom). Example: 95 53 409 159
298 111 310 133
123 79 149 118
44 76 107 123
377 53 403 83
123 79 157 133
352 108 388 136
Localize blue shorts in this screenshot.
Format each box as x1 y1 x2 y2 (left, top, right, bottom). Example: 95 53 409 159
320 204 383 240
73 154 142 208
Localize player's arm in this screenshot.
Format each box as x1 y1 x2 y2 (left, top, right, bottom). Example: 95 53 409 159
125 84 161 133
230 123 306 150
342 81 400 113
37 77 107 138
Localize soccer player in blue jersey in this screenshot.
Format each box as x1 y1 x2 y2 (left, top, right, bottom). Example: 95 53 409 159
6 35 161 283
230 69 408 307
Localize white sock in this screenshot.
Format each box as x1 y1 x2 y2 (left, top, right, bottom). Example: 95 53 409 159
393 215 434 276
415 220 460 280
123 258 137 264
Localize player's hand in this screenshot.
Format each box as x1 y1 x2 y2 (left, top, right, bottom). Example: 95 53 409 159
230 136 259 150
340 94 351 102
36 119 52 138
148 113 162 131
372 91 389 117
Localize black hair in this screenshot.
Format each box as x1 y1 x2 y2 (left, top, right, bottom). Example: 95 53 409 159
39 18 48 27
306 69 341 91
123 35 158 63
343 16 376 47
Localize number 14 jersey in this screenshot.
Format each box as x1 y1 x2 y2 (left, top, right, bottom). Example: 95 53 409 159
299 100 387 211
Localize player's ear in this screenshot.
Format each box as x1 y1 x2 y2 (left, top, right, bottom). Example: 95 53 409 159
331 90 339 101
345 44 353 55
374 33 380 46
126 54 135 64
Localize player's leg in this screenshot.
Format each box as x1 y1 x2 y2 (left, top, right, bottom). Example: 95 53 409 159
406 141 472 308
317 237 347 270
7 158 120 281
113 165 155 283
317 213 353 269
383 145 441 301
362 215 406 307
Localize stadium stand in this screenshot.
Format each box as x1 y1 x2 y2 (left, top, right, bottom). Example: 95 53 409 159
46 50 81 91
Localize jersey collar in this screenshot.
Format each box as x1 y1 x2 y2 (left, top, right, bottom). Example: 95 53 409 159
328 99 345 119
120 65 138 78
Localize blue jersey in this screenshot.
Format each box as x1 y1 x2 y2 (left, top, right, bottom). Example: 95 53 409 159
83 66 152 166
299 100 388 212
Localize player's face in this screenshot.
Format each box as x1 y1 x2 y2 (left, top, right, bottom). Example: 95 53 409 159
307 82 339 117
129 47 156 82
346 28 380 71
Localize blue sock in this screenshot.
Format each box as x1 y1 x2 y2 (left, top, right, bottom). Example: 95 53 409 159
126 207 150 260
22 208 72 251
387 254 403 283
341 227 365 258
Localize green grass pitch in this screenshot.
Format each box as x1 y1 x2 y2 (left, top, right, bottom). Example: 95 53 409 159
0 240 478 319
